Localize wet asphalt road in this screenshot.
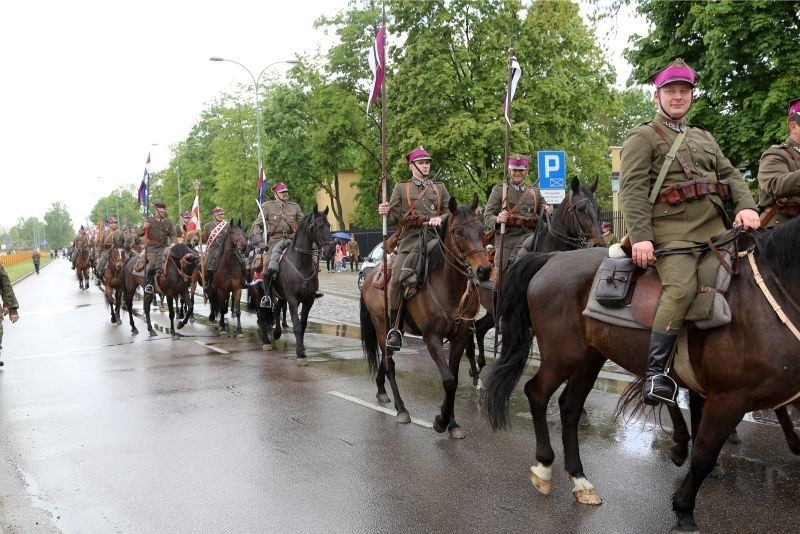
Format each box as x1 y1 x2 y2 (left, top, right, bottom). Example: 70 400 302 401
0 259 799 534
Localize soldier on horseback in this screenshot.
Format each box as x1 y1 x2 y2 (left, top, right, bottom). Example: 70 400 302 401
377 146 451 351
96 217 126 285
620 59 760 406
140 202 175 294
174 211 191 243
202 206 229 293
251 183 321 306
484 155 551 271
757 98 800 228
70 226 89 270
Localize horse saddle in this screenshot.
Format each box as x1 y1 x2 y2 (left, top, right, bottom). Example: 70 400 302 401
582 245 736 331
133 255 147 276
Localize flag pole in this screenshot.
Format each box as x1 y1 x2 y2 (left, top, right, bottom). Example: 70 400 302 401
379 9 390 370
494 37 515 359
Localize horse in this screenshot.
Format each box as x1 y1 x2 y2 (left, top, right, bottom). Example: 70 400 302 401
468 176 605 381
360 195 492 438
207 220 248 336
484 216 800 532
253 206 332 364
102 247 127 325
74 245 91 291
151 244 199 338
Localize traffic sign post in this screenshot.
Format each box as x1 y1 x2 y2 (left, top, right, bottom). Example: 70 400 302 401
537 150 566 204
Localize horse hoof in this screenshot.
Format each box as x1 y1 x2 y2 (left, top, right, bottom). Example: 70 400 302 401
529 464 552 495
727 430 741 444
189 317 195 323
376 393 391 403
579 410 591 427
669 444 688 467
131 327 139 335
281 322 289 328
296 358 309 367
117 319 122 326
433 415 447 433
571 476 602 505
110 317 116 324
396 411 411 424
261 344 272 351
149 330 158 337
448 426 465 439
172 334 180 340
710 463 726 479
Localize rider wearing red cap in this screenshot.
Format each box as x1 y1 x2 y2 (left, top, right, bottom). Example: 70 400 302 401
484 154 551 271
620 58 760 406
377 146 451 351
174 211 192 244
757 98 800 228
201 206 229 291
96 216 126 285
140 202 175 294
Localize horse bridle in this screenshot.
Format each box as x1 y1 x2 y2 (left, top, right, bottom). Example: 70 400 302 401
294 214 332 256
546 194 602 249
169 252 199 282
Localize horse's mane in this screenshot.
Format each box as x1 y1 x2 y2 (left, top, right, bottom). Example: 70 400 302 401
425 204 472 275
752 216 800 280
291 211 316 246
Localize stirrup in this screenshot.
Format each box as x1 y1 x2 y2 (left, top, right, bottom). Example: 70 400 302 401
386 328 403 350
144 284 154 294
260 295 272 308
643 374 677 407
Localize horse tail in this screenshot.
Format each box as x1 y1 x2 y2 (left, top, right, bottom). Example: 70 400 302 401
360 294 381 375
484 252 554 431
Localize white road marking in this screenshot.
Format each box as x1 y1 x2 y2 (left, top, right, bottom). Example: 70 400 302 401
193 340 230 354
327 390 433 428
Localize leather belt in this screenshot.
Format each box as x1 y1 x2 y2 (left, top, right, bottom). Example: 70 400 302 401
654 179 731 206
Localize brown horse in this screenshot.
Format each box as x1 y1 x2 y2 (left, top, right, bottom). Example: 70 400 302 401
485 218 800 532
74 245 91 291
102 247 127 325
207 221 248 336
360 195 492 438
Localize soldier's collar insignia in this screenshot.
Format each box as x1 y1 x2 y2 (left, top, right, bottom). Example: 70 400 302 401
663 119 685 133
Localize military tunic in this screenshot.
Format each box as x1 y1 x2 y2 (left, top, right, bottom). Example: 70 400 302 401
757 136 800 228
484 182 547 270
202 220 228 272
620 112 756 334
385 179 451 309
140 215 175 276
252 200 304 249
71 233 89 263
0 264 19 351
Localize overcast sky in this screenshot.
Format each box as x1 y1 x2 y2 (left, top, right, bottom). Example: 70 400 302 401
0 0 644 233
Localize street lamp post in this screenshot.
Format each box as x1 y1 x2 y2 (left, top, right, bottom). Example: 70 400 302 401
209 57 298 177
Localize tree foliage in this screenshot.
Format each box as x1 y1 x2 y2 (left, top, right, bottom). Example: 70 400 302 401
625 0 800 178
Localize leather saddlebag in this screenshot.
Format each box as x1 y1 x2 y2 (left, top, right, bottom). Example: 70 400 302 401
595 257 637 307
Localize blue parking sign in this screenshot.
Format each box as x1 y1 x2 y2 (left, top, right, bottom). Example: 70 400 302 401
537 151 566 188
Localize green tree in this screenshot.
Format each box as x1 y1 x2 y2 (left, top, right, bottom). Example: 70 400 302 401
43 202 74 248
625 0 800 178
90 188 141 229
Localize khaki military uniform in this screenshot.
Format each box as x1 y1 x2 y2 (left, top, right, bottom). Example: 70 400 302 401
252 200 304 249
71 233 90 264
757 136 800 228
0 264 19 352
484 182 548 270
174 222 188 244
140 215 175 278
346 239 360 271
202 220 229 272
97 229 127 277
385 178 450 308
620 113 756 334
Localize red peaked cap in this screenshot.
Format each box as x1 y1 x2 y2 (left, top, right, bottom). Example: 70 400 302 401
407 146 431 163
106 217 117 223
508 155 530 169
651 59 697 88
180 211 190 218
272 182 288 193
154 203 166 210
211 207 225 215
788 98 800 118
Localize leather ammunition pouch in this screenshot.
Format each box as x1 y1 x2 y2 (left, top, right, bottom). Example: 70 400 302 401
402 215 430 229
595 257 638 307
505 215 537 229
654 179 731 206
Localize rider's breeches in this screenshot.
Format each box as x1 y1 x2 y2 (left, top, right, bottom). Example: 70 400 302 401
146 247 165 277
389 250 410 309
653 250 700 335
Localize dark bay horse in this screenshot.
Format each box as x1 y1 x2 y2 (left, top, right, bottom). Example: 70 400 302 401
207 221 248 336
360 196 492 438
74 245 91 291
150 244 199 338
484 218 800 532
468 177 605 380
254 206 332 364
102 248 127 325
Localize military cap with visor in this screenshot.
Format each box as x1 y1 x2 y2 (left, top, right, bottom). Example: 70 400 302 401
650 58 697 88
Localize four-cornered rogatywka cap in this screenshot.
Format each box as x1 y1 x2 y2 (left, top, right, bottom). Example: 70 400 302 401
106 216 117 223
272 183 288 193
508 155 530 170
180 211 190 218
154 203 167 210
407 146 431 163
788 98 800 118
211 207 225 215
651 58 697 88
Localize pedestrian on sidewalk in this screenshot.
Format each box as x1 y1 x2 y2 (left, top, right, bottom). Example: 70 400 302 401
32 249 41 274
0 263 20 366
334 241 344 272
347 235 360 271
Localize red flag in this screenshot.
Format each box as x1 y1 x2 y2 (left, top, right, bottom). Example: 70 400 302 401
366 26 386 115
187 193 200 231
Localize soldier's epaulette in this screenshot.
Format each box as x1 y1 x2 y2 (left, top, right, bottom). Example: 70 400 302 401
689 123 709 132
773 142 789 149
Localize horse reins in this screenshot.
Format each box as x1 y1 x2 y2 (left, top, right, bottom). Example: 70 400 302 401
545 195 602 249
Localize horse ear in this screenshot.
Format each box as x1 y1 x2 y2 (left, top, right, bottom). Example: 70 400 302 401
590 176 599 193
470 193 479 212
323 206 329 216
570 176 580 193
448 196 458 215
313 204 319 215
